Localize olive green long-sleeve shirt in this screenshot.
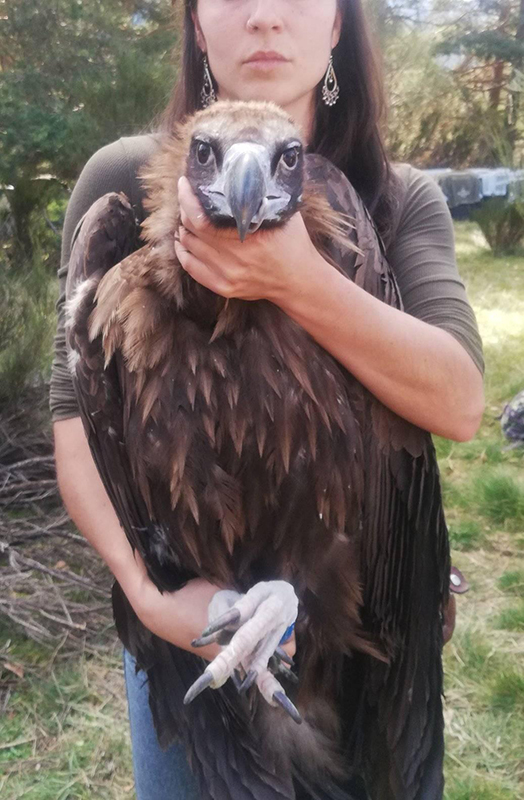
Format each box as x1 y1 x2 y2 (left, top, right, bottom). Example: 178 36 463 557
50 135 484 422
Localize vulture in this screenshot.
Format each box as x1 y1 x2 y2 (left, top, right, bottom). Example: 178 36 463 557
65 100 450 800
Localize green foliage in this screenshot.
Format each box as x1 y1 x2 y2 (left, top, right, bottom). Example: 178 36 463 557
497 570 524 596
445 780 517 800
437 31 524 64
0 256 57 406
446 631 495 682
489 671 524 712
0 0 176 266
0 0 175 183
472 198 524 255
448 519 485 550
0 626 131 798
384 29 472 165
495 603 524 631
475 470 524 525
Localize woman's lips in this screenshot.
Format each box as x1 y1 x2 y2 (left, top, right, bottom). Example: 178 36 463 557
244 52 290 71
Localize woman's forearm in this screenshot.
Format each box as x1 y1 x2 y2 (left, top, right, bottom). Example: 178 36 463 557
274 253 484 442
53 417 139 589
53 416 223 660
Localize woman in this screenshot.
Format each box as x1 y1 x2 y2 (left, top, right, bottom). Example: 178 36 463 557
50 1 485 798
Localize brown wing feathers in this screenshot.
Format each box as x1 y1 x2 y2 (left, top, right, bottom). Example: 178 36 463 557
66 106 449 800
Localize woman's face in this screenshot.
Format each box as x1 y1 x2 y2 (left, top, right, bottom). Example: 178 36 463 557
194 1 341 112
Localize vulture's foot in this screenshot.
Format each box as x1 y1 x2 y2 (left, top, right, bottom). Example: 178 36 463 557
184 581 301 722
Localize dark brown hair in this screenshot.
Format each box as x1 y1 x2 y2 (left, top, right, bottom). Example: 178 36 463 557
155 0 395 240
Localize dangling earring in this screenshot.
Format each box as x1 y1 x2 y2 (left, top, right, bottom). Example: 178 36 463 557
322 54 340 107
201 55 217 108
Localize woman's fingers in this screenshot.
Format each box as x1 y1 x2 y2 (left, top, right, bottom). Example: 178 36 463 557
175 237 231 297
178 176 212 236
178 225 220 267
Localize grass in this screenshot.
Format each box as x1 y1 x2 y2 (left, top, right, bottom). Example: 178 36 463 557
497 570 524 596
489 671 524 712
0 621 132 799
1 220 524 797
495 604 524 632
441 222 524 798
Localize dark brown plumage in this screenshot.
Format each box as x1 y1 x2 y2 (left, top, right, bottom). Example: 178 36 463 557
65 100 450 800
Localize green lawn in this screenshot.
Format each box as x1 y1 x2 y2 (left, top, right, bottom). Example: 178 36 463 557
437 223 524 799
1 221 523 798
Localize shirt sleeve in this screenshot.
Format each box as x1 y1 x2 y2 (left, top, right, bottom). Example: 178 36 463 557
386 164 484 375
49 138 143 422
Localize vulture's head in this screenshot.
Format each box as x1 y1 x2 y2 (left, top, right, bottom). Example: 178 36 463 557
141 101 305 245
186 101 304 241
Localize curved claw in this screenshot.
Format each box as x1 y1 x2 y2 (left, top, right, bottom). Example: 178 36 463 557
201 607 241 637
191 632 220 648
184 671 214 705
276 664 299 685
268 656 298 684
191 628 234 648
273 690 302 724
275 646 294 666
231 669 244 692
239 668 258 694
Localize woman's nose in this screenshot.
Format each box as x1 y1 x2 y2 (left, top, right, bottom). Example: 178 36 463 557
246 1 284 33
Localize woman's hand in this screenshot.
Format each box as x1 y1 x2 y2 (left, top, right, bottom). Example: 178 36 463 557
174 176 323 304
125 551 224 661
125 550 296 664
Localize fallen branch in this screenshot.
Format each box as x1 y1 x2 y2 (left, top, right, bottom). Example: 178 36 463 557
0 387 115 653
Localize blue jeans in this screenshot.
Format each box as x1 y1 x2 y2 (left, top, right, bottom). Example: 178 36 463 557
123 648 200 800
124 649 369 800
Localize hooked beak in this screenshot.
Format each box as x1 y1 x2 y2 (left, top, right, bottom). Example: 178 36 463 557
197 142 294 240
224 151 266 243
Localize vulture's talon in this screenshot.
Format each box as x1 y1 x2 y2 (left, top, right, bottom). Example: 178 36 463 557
268 656 298 683
239 668 258 694
190 581 299 708
273 691 302 724
184 670 214 705
192 629 234 648
231 669 244 692
201 607 241 637
277 664 299 684
191 632 219 648
275 646 294 666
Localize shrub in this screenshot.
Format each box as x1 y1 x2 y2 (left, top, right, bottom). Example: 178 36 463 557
0 258 57 407
472 197 524 255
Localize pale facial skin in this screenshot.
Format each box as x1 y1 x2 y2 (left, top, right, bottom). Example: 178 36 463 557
193 0 341 143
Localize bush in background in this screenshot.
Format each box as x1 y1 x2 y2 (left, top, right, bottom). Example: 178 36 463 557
472 197 524 255
0 257 57 407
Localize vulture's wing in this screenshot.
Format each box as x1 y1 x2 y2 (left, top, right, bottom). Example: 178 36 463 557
65 193 301 800
306 156 449 800
65 194 169 579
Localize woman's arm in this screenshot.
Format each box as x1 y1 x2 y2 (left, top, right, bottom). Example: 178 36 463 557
53 416 225 662
175 176 484 443
274 256 484 442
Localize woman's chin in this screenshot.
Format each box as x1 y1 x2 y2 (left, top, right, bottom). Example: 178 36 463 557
219 83 305 108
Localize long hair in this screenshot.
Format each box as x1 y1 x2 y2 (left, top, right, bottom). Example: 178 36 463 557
155 1 396 241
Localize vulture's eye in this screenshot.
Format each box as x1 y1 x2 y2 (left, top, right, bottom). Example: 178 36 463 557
281 146 300 171
197 142 213 166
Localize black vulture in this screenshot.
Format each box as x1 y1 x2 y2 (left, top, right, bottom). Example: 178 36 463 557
66 100 450 800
